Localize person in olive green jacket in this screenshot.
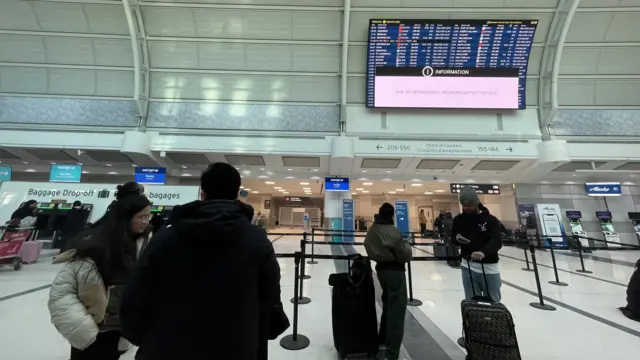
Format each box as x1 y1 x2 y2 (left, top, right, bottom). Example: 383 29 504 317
364 203 412 360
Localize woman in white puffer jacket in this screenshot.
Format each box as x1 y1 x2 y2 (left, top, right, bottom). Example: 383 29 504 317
48 194 152 360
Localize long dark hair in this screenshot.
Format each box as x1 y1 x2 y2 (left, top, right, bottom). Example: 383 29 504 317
90 182 145 228
73 194 151 285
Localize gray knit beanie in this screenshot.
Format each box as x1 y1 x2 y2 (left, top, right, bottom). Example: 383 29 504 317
459 186 479 206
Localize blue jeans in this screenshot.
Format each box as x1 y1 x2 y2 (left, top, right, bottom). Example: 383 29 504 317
461 267 502 303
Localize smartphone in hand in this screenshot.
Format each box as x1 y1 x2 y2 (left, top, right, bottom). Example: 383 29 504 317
456 234 471 244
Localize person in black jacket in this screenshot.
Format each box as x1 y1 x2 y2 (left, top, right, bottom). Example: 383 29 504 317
451 186 503 303
119 163 281 360
59 201 88 253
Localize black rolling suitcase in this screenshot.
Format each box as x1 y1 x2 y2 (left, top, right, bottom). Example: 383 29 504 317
328 255 378 360
461 261 521 360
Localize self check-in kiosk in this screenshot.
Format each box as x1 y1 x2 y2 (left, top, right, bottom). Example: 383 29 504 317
566 210 589 250
150 205 175 228
22 200 93 239
596 210 620 247
628 212 640 242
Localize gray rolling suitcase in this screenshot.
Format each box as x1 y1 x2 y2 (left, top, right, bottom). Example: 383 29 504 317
461 262 521 360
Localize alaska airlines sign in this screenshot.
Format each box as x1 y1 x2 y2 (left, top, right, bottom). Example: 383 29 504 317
585 183 622 197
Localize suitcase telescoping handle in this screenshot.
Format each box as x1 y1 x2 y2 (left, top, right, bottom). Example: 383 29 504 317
466 259 492 302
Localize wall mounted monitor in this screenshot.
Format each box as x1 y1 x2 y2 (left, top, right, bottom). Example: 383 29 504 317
366 19 538 110
0 165 11 181
325 177 350 191
134 167 166 185
49 164 82 183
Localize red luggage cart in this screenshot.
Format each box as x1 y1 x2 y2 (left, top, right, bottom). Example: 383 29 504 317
0 227 33 271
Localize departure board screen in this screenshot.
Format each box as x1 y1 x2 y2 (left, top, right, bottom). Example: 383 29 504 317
366 19 538 110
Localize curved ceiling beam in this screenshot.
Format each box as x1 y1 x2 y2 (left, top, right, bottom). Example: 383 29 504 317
339 0 352 133
538 0 581 139
122 0 149 130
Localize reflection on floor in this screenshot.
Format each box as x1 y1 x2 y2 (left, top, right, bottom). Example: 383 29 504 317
1 235 638 360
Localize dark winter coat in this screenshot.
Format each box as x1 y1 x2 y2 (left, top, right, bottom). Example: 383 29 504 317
450 204 503 264
119 200 281 360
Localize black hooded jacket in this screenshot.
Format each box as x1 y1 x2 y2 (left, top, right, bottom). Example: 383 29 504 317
450 204 503 264
119 200 281 360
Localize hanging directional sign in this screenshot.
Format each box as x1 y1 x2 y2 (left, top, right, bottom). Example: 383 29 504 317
354 139 536 158
450 183 501 195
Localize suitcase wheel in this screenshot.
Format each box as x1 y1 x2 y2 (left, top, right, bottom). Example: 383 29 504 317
12 257 22 271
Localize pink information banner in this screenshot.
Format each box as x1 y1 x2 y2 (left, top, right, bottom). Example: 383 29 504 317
374 76 519 109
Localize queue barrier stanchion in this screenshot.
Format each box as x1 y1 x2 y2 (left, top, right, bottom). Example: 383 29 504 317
290 238 311 305
575 237 593 274
308 228 317 265
521 247 534 272
280 251 311 351
546 238 568 287
300 235 311 280
528 244 556 311
406 234 423 306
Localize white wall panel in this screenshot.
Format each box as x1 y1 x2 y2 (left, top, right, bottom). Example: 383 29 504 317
347 76 365 104
242 11 291 39
598 48 640 75
83 5 129 35
44 38 95 65
558 80 595 106
580 0 619 6
0 1 40 31
143 8 196 37
48 69 95 95
149 42 199 69
246 44 292 71
95 71 134 97
348 45 367 74
0 35 45 63
595 80 640 106
605 13 640 42
291 46 340 72
142 0 342 4
32 2 89 33
0 67 47 94
566 13 613 42
150 73 338 102
198 43 246 70
559 48 601 74
503 0 559 6
527 46 542 76
526 79 539 106
93 40 134 67
291 11 342 41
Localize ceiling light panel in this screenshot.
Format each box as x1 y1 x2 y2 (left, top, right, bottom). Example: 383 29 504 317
225 155 265 166
552 161 593 172
361 158 402 169
281 156 321 167
471 160 519 171
85 150 133 163
416 159 459 170
167 152 211 165
27 149 76 161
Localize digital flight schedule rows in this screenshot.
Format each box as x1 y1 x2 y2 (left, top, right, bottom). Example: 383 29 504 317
366 19 538 109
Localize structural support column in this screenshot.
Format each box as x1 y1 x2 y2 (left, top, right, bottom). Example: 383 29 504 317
122 0 150 130
339 0 352 133
538 0 581 139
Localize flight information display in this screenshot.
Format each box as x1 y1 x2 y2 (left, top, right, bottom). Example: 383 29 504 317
366 19 538 110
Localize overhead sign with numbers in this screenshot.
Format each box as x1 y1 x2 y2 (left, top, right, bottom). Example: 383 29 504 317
355 139 536 158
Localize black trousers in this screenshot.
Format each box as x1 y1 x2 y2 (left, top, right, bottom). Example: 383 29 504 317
419 223 426 235
70 331 125 360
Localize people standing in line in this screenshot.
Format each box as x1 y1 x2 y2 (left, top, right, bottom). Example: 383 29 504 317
59 201 88 253
451 186 503 303
433 209 446 239
9 199 38 227
48 194 152 360
418 209 427 237
442 212 460 268
364 203 413 360
119 162 282 360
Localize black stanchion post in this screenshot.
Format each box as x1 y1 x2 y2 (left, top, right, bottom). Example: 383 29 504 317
521 247 534 272
280 252 311 350
575 237 593 274
547 239 568 286
528 245 556 311
299 236 311 280
290 239 311 305
406 259 423 307
307 229 317 265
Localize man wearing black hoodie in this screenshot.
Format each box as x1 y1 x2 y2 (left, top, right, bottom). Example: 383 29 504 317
451 186 503 303
119 163 281 360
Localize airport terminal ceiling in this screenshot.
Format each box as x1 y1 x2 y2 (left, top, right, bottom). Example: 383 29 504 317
0 0 638 110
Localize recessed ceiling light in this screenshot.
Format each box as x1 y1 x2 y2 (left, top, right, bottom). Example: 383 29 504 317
386 170 392 173
424 191 433 195
540 181 549 184
623 181 635 185
77 163 83 166
435 189 445 193
310 176 321 180
265 181 275 185
491 180 500 184
181 165 188 169
266 172 273 175
285 176 295 179
82 170 90 174
260 168 265 171
244 188 252 191
382 178 392 181
235 167 240 170
303 188 311 190
411 183 423 187
242 170 251 175
51 162 56 165
631 174 636 178
108 171 118 175
25 168 37 172
362 169 367 173
300 182 309 185
287 168 292 171
395 189 404 192
132 164 137 167
283 192 289 194
352 192 358 195
258 175 267 179
467 179 475 182
572 174 577 177
565 181 575 184
252 191 259 194
437 179 446 183
274 186 282 189
362 190 370 193
363 182 373 186
388 191 396 194
105 163 112 167
240 186 244 189
312 168 318 172
356 188 364 191
22 161 28 164
411 178 421 182
182 173 192 177
358 177 369 181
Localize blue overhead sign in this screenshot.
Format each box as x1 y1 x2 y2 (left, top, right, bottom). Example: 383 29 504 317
342 199 354 243
0 165 11 181
49 164 82 183
585 182 621 197
394 200 410 240
134 167 166 185
325 177 350 192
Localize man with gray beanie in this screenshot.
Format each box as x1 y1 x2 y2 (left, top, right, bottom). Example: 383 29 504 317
451 186 503 304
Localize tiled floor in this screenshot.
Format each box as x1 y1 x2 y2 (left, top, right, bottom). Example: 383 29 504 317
1 235 638 359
